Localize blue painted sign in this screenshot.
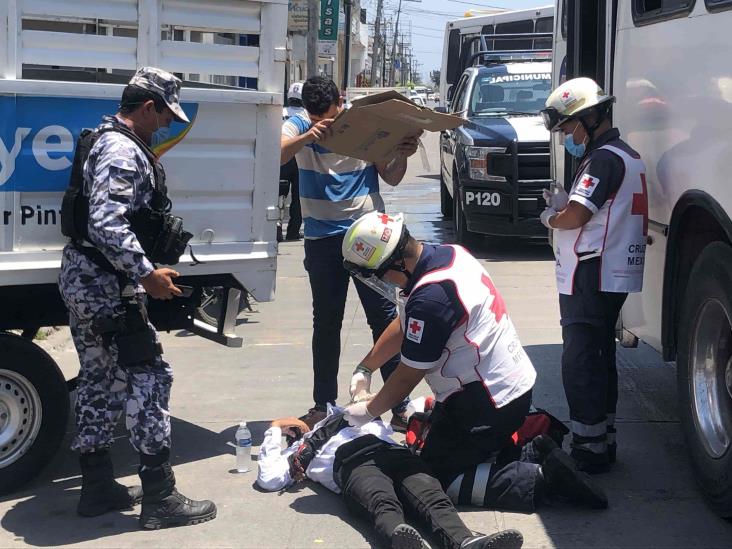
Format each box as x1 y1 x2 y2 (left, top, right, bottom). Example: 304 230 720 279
0 96 197 193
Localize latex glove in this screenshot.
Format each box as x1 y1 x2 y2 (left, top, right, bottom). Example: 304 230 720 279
351 391 375 404
343 401 375 428
540 207 557 229
542 187 569 210
349 366 372 402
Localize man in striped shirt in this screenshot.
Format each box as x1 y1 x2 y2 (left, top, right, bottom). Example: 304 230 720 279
281 77 420 430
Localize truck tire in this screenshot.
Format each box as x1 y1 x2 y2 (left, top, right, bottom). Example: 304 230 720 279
677 241 732 517
440 169 453 219
452 170 473 245
0 333 69 494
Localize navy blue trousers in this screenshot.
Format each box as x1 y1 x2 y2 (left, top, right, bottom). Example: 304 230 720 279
559 259 627 464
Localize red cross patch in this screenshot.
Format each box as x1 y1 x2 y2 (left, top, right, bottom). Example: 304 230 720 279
406 317 425 344
575 174 599 198
351 238 375 261
378 214 392 225
559 89 577 107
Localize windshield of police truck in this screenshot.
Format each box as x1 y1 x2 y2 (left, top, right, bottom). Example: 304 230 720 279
470 69 552 116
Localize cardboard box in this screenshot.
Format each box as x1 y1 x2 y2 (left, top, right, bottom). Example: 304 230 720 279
318 91 465 163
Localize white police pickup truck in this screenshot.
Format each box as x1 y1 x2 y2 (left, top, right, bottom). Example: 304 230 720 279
0 0 287 493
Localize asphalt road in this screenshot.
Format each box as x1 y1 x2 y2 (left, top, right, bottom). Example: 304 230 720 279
1 132 730 548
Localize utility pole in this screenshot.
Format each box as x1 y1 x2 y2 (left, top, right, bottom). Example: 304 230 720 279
369 0 383 86
307 0 318 77
342 0 352 91
388 0 402 86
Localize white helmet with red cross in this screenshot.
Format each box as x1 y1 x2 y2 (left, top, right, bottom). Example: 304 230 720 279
342 211 406 274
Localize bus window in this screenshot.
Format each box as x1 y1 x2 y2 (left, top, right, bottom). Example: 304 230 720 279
535 16 553 49
446 29 461 85
705 0 732 11
481 24 495 51
495 20 533 49
632 0 695 25
561 0 568 38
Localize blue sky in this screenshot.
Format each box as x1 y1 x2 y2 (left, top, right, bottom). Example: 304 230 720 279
361 0 551 84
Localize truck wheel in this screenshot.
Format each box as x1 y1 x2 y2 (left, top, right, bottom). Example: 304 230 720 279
452 170 473 245
677 242 732 517
440 169 453 219
0 333 69 494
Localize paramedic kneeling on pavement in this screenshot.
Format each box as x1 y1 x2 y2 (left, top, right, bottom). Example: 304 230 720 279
539 77 648 473
280 76 421 430
340 212 608 512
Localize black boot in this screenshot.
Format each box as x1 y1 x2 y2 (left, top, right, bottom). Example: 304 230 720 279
138 460 217 529
77 450 143 517
540 448 608 509
460 529 524 549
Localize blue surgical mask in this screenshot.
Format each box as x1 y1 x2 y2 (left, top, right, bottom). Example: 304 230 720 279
564 124 587 158
151 125 170 148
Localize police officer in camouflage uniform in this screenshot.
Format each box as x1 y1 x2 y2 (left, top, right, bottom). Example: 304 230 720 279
58 67 216 529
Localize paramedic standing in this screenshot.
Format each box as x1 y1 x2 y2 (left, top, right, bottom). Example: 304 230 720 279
539 77 648 473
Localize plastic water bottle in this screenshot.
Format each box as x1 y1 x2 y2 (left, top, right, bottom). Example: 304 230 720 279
235 421 252 473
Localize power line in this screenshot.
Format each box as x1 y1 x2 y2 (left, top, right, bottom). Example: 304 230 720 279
445 0 505 6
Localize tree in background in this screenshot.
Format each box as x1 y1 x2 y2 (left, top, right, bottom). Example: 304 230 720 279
430 70 440 88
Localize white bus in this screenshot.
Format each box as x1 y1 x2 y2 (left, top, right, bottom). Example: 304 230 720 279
439 5 554 107
551 0 732 517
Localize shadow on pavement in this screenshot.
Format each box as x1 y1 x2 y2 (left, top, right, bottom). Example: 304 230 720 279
0 416 282 546
289 483 379 548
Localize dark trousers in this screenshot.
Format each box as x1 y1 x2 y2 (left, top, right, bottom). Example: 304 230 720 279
559 259 627 464
337 441 472 549
304 234 401 408
420 385 540 512
280 158 302 238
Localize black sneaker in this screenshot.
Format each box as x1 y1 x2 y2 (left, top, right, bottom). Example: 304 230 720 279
390 410 409 433
460 529 524 549
543 448 608 509
392 523 431 549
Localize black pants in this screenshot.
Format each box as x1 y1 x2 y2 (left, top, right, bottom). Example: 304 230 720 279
420 385 540 512
559 259 627 465
280 158 302 238
304 234 401 409
336 439 472 549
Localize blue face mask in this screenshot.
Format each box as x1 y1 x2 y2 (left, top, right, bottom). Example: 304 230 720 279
564 126 587 158
151 125 170 148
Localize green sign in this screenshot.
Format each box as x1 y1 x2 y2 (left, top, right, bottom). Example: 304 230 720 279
318 0 339 41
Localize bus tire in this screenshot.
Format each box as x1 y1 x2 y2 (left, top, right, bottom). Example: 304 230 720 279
677 242 732 518
0 333 69 494
440 169 453 219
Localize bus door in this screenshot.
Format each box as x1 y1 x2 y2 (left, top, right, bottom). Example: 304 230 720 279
553 0 618 191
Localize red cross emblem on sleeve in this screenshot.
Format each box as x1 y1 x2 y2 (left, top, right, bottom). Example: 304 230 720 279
632 173 649 236
582 176 594 188
406 317 424 343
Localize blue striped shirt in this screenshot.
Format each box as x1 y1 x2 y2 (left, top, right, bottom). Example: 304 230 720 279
282 113 383 239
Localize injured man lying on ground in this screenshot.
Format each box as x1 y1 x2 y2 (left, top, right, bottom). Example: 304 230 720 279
256 410 522 549
256 407 607 549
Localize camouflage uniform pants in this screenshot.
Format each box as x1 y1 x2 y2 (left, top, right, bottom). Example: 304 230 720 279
59 246 173 455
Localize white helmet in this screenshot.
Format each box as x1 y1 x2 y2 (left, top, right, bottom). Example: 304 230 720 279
342 212 409 304
342 211 407 273
541 77 615 132
288 81 303 100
